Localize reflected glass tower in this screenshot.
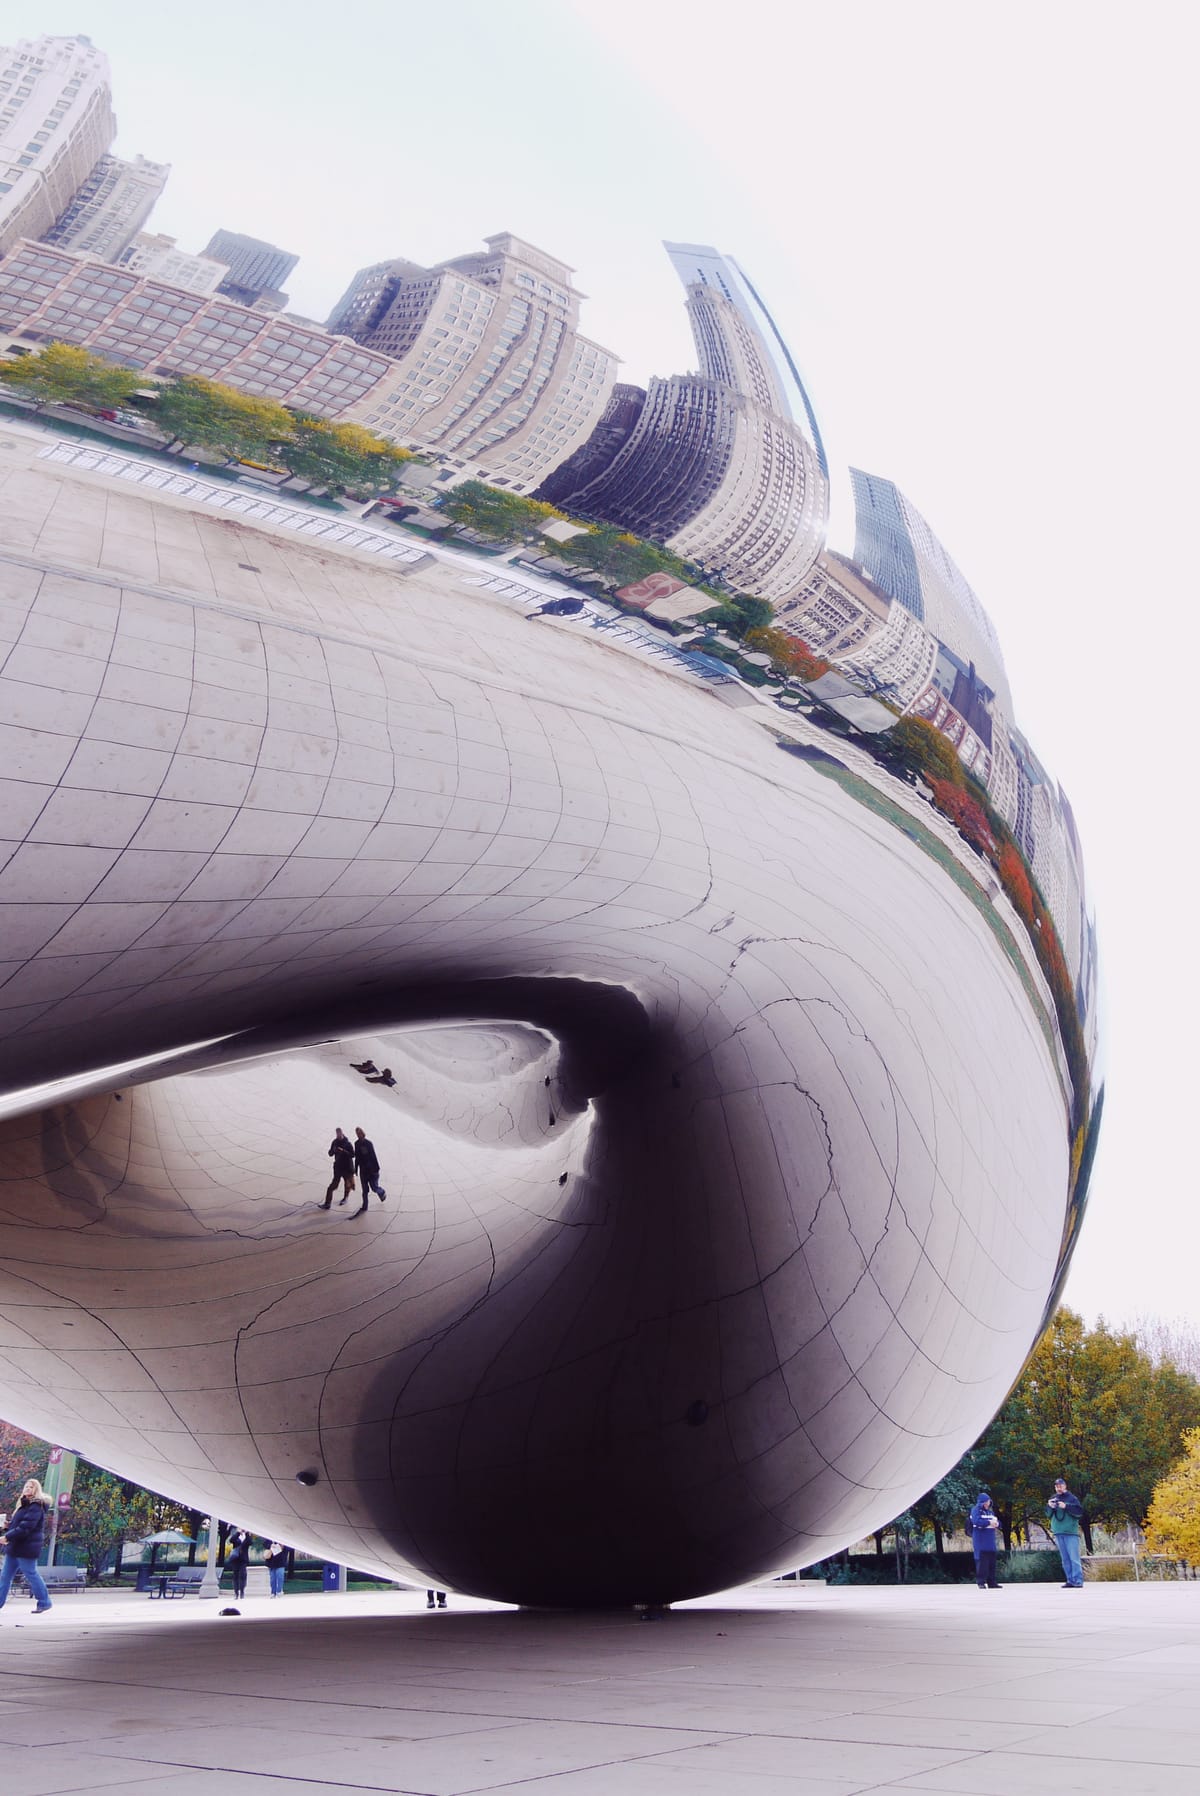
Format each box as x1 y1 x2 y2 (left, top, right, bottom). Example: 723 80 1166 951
849 468 1011 712
663 241 829 478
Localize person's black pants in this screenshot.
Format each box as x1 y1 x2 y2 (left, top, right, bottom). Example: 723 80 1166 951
975 1549 998 1588
232 1568 247 1598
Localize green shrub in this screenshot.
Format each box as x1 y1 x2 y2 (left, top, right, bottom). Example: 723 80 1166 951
1087 1558 1136 1581
1001 1550 1063 1582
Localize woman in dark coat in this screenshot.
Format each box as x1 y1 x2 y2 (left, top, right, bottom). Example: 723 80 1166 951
226 1527 251 1599
0 1478 53 1613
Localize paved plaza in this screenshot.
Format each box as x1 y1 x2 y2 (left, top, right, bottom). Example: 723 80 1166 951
0 1581 1197 1793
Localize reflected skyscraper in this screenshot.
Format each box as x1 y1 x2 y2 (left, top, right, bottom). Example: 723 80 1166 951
201 229 299 308
537 245 827 601
849 468 1011 712
663 240 829 477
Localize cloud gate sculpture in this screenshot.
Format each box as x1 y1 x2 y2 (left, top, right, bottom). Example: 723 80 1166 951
0 240 1099 1608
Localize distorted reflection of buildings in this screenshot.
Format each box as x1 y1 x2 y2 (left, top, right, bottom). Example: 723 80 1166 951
776 551 936 709
774 497 1091 1002
41 151 168 261
117 232 228 294
536 249 827 603
662 239 830 476
1 34 118 254
0 238 393 409
200 229 298 311
848 468 1012 714
328 233 618 495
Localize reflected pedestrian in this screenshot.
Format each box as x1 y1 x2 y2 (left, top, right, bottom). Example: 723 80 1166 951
364 1068 397 1087
0 1478 53 1614
226 1527 251 1600
968 1491 1001 1589
527 597 584 620
320 1127 356 1209
352 1128 387 1215
1048 1478 1085 1587
266 1541 287 1598
426 1588 447 1608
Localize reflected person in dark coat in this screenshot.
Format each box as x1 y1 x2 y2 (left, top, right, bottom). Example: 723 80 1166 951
351 1128 387 1215
320 1128 356 1209
0 1479 53 1613
225 1527 251 1599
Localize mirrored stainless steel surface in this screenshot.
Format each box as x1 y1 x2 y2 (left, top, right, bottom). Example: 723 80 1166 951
0 230 1098 1605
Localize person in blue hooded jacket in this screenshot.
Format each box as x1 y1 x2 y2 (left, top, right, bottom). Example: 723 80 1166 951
968 1490 1002 1589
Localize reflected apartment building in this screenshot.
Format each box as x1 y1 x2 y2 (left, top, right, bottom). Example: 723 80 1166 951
328 233 618 494
118 233 228 295
41 151 168 261
537 249 828 603
0 239 393 413
0 34 116 255
0 231 617 497
778 478 1089 981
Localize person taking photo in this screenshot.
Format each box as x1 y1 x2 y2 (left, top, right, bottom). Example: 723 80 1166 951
1047 1477 1085 1587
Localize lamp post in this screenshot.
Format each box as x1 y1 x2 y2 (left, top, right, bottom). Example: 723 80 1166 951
42 1447 77 1567
199 1515 221 1599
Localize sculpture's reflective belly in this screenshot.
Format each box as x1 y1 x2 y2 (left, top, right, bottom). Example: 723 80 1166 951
0 426 1097 1603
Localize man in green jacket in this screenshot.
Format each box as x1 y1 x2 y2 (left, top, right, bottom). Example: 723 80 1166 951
1048 1478 1085 1587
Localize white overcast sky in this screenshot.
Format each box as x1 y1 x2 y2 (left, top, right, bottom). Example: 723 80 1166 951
31 0 1200 1323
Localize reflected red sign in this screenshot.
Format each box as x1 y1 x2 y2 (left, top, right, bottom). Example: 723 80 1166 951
615 572 687 608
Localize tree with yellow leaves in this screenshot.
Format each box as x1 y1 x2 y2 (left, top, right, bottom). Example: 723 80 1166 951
1145 1429 1200 1567
274 416 411 496
0 342 140 413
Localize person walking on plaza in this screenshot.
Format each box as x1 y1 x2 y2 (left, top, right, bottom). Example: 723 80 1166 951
0 1478 53 1614
265 1541 287 1597
968 1490 1002 1589
1048 1477 1085 1587
426 1588 447 1608
225 1527 251 1600
352 1127 387 1215
320 1128 356 1209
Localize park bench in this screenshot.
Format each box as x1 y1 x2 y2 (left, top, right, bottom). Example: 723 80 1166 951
158 1565 207 1598
13 1564 87 1595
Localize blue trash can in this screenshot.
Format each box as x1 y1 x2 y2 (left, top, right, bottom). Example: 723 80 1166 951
322 1562 342 1592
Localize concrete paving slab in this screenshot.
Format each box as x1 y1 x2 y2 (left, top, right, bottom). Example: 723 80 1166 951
0 1581 1198 1793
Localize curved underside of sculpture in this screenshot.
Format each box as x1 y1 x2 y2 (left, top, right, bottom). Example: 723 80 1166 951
0 440 1092 1605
